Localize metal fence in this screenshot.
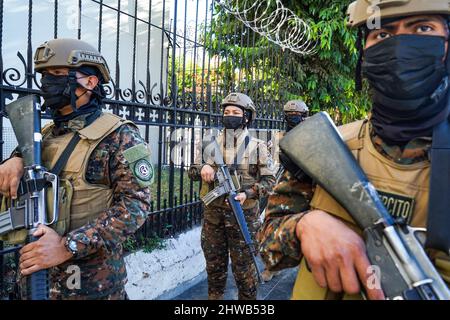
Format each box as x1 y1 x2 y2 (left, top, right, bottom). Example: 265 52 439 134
0 0 291 299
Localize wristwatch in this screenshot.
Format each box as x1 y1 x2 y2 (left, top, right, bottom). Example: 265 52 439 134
65 237 79 257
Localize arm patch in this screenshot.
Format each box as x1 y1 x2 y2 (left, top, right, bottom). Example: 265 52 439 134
123 143 154 187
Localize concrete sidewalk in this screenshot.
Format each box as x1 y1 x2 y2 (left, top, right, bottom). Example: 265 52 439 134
173 257 298 300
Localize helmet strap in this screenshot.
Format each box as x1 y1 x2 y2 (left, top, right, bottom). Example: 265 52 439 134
68 70 79 113
244 109 252 127
67 70 106 113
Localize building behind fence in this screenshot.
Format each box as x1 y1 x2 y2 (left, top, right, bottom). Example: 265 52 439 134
0 0 294 299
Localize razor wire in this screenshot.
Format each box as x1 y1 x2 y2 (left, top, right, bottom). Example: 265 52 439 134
217 0 317 55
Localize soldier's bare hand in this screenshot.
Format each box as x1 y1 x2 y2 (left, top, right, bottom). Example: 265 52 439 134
296 210 385 300
235 192 247 205
201 164 215 183
19 225 73 276
0 157 24 199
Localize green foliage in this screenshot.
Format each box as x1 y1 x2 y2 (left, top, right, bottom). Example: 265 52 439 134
158 166 200 202
205 0 372 124
124 233 167 254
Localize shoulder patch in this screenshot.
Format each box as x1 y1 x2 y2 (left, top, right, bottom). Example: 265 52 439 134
123 143 154 187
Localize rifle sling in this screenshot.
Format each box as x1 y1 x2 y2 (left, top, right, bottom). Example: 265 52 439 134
426 117 450 254
230 135 250 173
49 133 81 176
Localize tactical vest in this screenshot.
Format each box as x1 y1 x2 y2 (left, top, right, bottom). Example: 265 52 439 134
40 112 134 235
0 113 132 244
200 131 271 210
291 120 450 300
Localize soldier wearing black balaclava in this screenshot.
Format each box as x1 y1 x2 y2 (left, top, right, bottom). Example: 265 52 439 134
0 38 153 300
259 0 450 300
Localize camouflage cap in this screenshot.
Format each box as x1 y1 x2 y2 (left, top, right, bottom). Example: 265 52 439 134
283 100 309 113
34 38 111 83
347 0 450 28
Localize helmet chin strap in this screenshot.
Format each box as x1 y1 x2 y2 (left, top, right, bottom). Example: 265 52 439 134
68 70 86 113
243 109 252 128
67 70 104 113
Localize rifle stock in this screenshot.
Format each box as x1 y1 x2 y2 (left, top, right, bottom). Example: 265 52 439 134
280 112 450 300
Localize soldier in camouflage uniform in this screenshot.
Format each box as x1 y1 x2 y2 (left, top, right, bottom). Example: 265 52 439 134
189 93 276 300
258 0 450 300
260 100 309 282
283 100 309 133
0 38 153 299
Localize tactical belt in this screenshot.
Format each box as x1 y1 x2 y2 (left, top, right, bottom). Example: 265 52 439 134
427 116 450 255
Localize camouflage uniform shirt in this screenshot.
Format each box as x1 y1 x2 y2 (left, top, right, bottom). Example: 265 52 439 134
47 110 152 299
258 121 432 271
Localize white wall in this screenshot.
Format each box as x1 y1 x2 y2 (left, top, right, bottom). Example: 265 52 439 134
1 0 172 161
125 226 206 300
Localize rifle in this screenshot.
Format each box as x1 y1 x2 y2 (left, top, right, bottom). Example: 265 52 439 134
202 138 263 283
279 112 450 300
0 95 59 300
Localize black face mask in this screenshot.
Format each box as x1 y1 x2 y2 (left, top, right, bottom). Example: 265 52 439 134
362 34 450 144
40 73 103 124
40 74 72 111
285 115 305 132
363 34 448 103
223 116 244 130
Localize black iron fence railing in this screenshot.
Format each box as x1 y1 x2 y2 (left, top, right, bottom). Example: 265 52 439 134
0 0 290 299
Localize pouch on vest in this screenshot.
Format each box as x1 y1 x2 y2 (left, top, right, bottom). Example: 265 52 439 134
0 196 27 244
48 178 73 236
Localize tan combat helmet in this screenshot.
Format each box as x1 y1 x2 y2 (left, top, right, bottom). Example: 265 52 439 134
221 92 257 123
283 100 309 114
347 0 450 28
34 38 111 83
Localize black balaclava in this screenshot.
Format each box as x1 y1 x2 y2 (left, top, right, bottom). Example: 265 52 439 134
358 17 450 145
40 66 106 125
285 113 307 132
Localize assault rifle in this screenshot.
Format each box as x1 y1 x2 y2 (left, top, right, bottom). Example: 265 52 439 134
279 112 450 300
0 95 59 300
202 138 263 283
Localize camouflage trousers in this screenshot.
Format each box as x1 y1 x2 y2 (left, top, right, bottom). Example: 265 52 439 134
201 204 260 300
18 282 129 300
18 271 129 300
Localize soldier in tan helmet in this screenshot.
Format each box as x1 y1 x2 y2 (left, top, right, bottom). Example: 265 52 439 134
0 38 153 299
259 99 310 283
189 93 276 300
283 100 309 133
258 0 450 300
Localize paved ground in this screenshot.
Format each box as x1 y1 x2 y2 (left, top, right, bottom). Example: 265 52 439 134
174 257 298 300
